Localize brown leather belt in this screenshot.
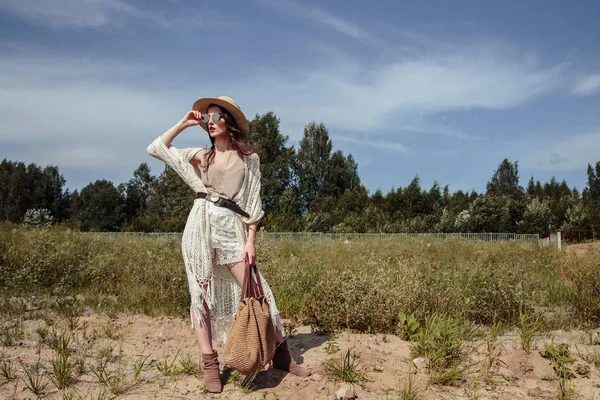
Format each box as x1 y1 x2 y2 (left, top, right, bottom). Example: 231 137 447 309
197 192 250 219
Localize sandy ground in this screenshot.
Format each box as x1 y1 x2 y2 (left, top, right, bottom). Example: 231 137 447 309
1 313 599 400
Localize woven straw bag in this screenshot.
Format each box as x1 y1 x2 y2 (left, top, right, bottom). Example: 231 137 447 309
223 264 277 375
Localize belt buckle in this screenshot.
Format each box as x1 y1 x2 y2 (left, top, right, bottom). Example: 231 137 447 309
209 193 220 204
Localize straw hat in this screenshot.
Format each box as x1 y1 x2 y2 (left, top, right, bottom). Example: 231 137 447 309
192 95 249 137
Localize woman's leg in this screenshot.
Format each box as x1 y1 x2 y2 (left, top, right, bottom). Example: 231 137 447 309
226 261 284 342
191 292 214 353
191 285 223 393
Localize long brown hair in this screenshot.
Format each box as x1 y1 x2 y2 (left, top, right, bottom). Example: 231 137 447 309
202 105 255 172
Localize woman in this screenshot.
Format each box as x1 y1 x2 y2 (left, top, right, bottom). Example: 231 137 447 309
146 96 309 393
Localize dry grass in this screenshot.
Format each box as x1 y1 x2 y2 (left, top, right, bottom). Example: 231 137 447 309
1 224 599 335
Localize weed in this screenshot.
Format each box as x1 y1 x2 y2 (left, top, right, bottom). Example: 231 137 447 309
410 313 476 386
156 348 181 376
53 296 82 318
66 315 80 333
400 372 419 400
178 353 201 376
519 308 541 354
1 358 17 381
575 364 590 378
397 312 420 341
325 340 340 355
540 342 576 379
99 322 120 340
47 330 72 355
323 348 368 384
282 321 297 338
133 354 152 380
50 350 75 389
80 321 90 341
556 377 576 400
1 323 24 347
92 389 111 400
480 334 506 385
73 356 86 375
60 388 79 400
227 370 241 384
90 361 136 396
35 326 50 343
97 343 114 363
240 376 257 393
592 350 600 368
21 361 51 398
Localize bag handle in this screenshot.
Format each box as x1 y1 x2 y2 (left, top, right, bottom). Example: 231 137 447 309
240 264 265 301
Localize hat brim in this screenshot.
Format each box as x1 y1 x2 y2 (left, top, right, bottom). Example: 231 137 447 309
192 97 249 137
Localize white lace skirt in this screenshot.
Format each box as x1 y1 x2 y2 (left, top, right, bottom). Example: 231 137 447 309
183 200 281 342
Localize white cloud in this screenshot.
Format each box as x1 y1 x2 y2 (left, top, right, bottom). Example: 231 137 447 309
0 37 577 180
253 0 370 40
239 44 567 140
523 132 600 172
333 135 414 155
571 74 600 96
0 0 170 29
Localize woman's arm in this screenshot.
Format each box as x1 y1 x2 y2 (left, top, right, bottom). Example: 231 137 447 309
247 222 257 243
160 110 202 147
244 222 258 265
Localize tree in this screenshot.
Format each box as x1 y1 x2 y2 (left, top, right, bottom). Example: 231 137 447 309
583 161 600 208
561 203 592 230
247 112 296 220
296 122 332 211
486 159 523 199
0 159 68 223
73 180 126 231
0 159 28 222
526 176 537 196
516 197 552 234
403 176 426 217
263 186 303 231
582 161 600 229
466 195 512 232
120 163 155 230
139 165 195 232
322 151 361 198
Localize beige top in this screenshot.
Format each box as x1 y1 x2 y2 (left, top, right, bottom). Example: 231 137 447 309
195 149 246 200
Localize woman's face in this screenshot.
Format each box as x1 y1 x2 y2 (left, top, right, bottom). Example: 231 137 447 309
206 105 228 138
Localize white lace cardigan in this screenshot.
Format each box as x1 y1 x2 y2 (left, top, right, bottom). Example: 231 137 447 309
146 136 270 338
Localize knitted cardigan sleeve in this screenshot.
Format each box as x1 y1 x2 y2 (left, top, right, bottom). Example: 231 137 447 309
146 136 206 193
241 153 265 225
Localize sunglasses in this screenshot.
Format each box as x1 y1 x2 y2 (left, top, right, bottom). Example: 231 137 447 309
201 112 223 124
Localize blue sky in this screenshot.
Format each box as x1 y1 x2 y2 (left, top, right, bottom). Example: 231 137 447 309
1 0 599 196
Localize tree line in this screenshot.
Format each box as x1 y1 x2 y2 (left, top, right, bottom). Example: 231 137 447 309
1 112 599 236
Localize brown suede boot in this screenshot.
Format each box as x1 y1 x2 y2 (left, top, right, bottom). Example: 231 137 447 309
202 350 222 393
272 340 311 377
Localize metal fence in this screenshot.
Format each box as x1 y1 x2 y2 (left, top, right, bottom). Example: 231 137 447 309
81 231 540 244
261 232 540 243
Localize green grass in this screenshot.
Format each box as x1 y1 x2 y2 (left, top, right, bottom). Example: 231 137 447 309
410 313 477 385
1 225 599 334
323 348 368 383
519 308 542 353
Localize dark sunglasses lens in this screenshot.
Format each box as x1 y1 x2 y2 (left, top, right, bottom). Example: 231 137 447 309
212 112 221 122
202 114 210 123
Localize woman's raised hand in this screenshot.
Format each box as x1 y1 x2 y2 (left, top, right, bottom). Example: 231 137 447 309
180 110 202 129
